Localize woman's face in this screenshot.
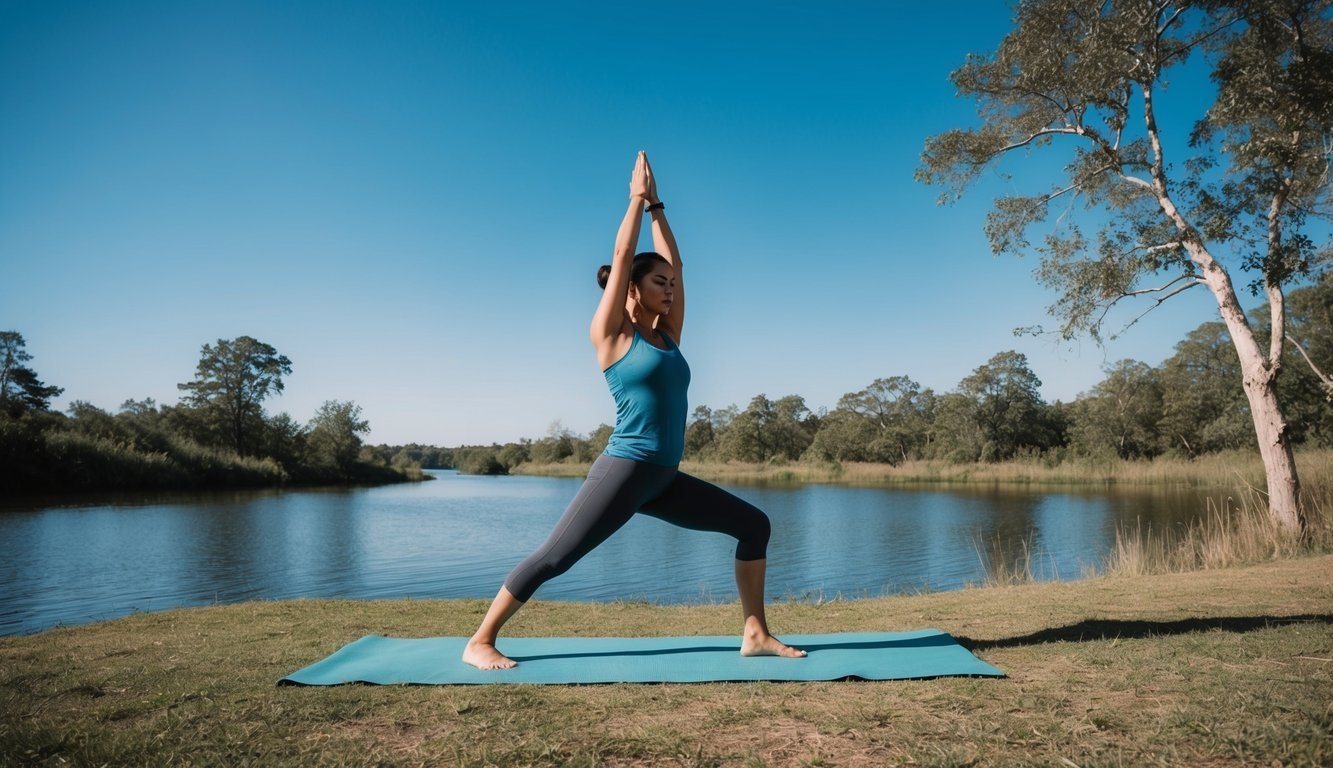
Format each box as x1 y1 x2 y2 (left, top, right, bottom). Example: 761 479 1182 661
632 262 675 317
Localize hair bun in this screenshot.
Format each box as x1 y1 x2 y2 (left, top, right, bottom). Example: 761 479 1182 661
596 264 612 289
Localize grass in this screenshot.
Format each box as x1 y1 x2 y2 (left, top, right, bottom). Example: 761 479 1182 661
515 448 1333 491
2 556 1331 766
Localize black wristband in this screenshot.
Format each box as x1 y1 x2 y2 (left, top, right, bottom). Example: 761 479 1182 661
645 201 665 212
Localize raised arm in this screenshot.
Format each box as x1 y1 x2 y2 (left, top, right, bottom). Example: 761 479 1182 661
591 151 650 368
642 153 684 342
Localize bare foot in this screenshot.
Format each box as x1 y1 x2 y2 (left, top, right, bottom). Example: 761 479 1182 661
462 639 517 670
740 633 807 658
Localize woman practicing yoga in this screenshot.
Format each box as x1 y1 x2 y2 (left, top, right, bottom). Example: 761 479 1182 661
462 151 806 670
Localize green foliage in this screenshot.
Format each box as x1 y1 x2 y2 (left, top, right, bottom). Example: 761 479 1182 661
1068 360 1165 459
1 332 420 495
305 400 370 480
386 443 455 469
931 351 1055 462
454 446 507 475
919 1 1331 343
1191 0 1332 293
1157 322 1253 456
805 408 879 463
0 410 63 493
918 1 1332 531
716 394 817 463
258 411 307 473
0 331 63 416
683 405 718 459
838 376 935 464
1255 275 1333 445
177 336 292 456
504 313 1325 469
585 423 613 458
529 421 576 464
496 441 530 469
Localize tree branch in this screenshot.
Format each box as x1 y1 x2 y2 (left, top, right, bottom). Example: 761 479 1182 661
1112 279 1203 338
1157 5 1185 37
1118 271 1195 298
1286 336 1333 400
1266 177 1295 366
996 127 1083 155
1134 241 1185 255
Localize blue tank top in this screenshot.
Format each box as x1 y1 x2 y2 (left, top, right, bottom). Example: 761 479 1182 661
603 328 691 466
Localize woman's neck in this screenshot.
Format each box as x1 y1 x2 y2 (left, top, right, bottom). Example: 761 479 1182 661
627 304 660 335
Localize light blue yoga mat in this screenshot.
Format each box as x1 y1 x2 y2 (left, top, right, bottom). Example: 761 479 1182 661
279 630 1003 685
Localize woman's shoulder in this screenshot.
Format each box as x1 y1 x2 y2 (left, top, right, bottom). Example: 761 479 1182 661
596 317 638 371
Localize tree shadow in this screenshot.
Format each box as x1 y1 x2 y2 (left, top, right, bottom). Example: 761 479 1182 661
956 613 1333 652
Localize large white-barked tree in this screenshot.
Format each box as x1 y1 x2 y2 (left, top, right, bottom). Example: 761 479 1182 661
918 0 1332 534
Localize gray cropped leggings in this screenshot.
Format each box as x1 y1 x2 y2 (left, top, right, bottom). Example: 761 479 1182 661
503 453 770 602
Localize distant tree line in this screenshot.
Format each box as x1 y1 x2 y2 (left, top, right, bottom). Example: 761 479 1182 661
0 333 424 494
450 277 1332 474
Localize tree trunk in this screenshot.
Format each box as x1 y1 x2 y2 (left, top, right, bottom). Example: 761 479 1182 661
1240 373 1304 535
1191 244 1305 535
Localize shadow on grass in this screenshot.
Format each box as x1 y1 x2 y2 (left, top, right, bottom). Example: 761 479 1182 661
956 613 1333 651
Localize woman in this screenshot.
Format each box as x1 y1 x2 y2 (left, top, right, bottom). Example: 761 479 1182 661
462 151 805 670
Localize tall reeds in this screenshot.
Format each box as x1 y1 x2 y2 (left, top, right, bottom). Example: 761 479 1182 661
1104 484 1332 577
936 450 1333 586
674 448 1332 488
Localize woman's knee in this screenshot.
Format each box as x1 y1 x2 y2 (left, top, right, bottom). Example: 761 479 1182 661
736 509 770 560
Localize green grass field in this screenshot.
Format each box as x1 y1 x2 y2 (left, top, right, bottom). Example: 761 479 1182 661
3 555 1330 766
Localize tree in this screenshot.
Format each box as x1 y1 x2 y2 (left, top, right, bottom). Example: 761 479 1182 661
718 395 773 462
529 420 576 464
959 351 1051 461
930 392 990 462
584 423 614 459
805 409 878 462
455 446 506 475
0 331 64 416
306 400 370 478
1245 275 1333 444
769 395 817 461
1157 322 1253 454
684 405 718 458
1284 272 1333 400
919 0 1331 534
177 336 292 456
497 440 531 470
1069 360 1165 458
1280 276 1333 443
260 412 308 472
717 394 816 462
835 376 936 463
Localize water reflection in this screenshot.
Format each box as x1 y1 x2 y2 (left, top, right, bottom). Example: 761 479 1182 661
0 472 1216 635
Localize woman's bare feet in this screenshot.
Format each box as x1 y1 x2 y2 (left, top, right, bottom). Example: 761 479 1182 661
740 632 807 658
462 639 517 670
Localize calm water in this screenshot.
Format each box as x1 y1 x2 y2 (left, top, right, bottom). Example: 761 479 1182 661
0 470 1218 635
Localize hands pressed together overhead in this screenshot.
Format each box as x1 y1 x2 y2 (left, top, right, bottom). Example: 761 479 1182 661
629 150 660 206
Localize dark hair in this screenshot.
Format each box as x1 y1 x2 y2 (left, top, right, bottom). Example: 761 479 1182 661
597 251 669 289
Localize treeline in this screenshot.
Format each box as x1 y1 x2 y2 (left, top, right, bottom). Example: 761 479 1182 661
1 333 426 494
452 277 1332 474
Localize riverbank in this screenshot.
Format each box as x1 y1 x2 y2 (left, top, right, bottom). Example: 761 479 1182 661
2 556 1330 766
514 448 1333 490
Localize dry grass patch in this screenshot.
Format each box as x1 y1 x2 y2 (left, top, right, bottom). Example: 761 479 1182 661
516 449 1333 492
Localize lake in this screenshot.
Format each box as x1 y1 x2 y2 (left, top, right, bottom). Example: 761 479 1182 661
0 470 1220 635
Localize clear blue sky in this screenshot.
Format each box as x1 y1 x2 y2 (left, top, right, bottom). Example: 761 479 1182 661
1 1 1257 446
